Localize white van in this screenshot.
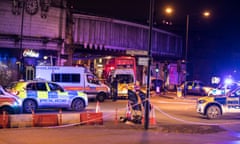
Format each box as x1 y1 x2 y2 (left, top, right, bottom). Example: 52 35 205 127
35 66 110 102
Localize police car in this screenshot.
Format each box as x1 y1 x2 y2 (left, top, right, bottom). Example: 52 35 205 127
10 80 88 113
208 81 240 96
180 80 213 96
0 85 22 114
197 86 240 119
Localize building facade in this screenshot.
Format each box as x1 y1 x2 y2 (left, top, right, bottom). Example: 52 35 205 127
0 0 66 84
0 0 184 88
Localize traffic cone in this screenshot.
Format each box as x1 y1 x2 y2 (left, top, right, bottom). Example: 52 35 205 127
95 101 101 113
141 115 144 125
2 111 7 128
59 108 62 125
149 105 156 125
31 108 35 127
115 108 118 125
125 102 131 120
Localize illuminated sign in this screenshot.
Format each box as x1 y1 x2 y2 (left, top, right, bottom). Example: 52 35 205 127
211 77 220 84
23 49 39 58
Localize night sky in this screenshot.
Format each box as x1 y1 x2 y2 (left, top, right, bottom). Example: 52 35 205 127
69 0 240 81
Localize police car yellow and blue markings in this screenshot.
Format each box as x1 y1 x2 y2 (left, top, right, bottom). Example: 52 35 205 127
201 95 240 111
47 91 65 103
214 97 227 105
200 96 228 105
202 96 235 105
19 90 86 103
214 96 240 107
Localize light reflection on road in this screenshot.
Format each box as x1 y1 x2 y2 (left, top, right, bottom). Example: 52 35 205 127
154 99 240 141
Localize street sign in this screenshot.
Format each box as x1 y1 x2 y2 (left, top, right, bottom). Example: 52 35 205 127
138 57 149 66
126 50 148 56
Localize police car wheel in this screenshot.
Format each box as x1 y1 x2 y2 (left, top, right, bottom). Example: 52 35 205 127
23 99 36 113
0 107 14 114
97 93 106 102
72 99 85 111
206 105 221 119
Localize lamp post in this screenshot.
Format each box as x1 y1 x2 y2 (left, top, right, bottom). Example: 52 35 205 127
19 1 25 79
185 14 189 82
144 0 154 130
185 11 210 80
185 14 189 63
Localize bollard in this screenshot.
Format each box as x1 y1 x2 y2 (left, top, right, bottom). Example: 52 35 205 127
33 114 59 127
80 111 103 125
31 109 35 127
177 86 182 98
2 111 6 128
59 109 62 125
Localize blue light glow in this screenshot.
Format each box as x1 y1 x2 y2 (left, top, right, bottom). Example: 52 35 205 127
224 78 233 85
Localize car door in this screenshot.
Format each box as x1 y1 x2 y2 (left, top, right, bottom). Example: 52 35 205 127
35 82 49 107
226 88 240 112
47 82 68 107
26 82 48 107
195 82 204 95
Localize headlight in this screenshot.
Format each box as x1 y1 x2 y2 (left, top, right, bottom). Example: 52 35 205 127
13 101 19 106
13 99 22 107
83 93 88 99
198 100 206 104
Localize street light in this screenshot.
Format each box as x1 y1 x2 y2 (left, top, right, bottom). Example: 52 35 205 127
161 7 173 25
165 7 173 14
185 11 210 79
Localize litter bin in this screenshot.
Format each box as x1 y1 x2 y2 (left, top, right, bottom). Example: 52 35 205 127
177 87 182 98
154 79 162 94
156 86 160 93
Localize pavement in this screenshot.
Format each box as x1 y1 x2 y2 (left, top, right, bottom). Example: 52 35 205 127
1 117 240 144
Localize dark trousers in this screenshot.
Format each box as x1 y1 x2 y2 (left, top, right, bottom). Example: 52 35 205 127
112 88 118 101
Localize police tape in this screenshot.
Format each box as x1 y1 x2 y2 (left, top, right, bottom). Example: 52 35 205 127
152 102 240 126
44 101 146 128
46 98 152 128
4 97 240 129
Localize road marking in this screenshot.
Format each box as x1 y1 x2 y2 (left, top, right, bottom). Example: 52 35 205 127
155 100 194 105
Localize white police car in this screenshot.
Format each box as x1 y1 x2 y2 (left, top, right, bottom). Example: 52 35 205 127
10 80 88 113
197 86 240 119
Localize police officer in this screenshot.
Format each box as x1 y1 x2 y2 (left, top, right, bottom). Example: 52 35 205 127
111 77 118 101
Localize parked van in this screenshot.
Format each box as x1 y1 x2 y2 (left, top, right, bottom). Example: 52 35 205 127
35 66 110 102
